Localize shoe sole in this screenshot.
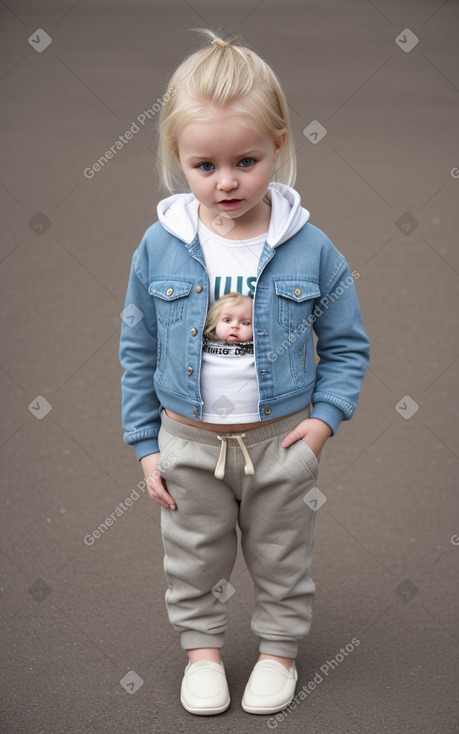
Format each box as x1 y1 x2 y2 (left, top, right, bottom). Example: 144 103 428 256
181 696 230 716
241 695 295 715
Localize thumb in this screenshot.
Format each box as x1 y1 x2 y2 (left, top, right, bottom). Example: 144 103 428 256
281 429 302 448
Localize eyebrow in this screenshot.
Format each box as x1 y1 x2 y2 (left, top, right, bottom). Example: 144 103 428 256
187 149 263 162
221 312 252 319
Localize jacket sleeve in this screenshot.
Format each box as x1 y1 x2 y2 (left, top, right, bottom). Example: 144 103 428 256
119 244 161 459
310 247 370 435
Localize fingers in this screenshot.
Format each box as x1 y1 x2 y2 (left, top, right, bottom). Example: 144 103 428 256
281 420 308 448
140 452 177 510
147 477 177 510
281 418 332 451
280 429 300 448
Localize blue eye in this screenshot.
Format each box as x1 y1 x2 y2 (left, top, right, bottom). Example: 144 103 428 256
198 162 214 171
239 158 255 167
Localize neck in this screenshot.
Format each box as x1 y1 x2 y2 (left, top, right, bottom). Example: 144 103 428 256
199 199 270 240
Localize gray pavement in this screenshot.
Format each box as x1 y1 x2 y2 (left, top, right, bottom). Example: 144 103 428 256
1 1 458 732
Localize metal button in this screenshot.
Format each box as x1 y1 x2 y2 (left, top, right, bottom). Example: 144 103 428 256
187 366 193 375
190 328 198 336
192 407 197 414
294 287 302 297
264 407 272 415
195 285 202 293
260 371 266 377
166 288 173 296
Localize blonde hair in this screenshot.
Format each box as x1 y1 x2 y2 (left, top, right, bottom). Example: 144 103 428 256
158 29 296 193
204 292 253 341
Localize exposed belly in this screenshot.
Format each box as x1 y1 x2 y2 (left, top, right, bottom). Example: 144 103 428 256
165 409 287 433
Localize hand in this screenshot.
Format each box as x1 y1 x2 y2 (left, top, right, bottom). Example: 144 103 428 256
281 417 333 461
140 452 176 510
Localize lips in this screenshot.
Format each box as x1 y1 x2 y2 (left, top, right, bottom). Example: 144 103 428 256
219 198 243 210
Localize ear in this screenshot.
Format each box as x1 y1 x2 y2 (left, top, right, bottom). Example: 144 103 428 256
273 133 286 163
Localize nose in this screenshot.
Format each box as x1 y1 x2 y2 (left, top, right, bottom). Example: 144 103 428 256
217 168 238 192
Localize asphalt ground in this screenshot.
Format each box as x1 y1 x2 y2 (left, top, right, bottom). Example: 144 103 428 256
0 1 458 732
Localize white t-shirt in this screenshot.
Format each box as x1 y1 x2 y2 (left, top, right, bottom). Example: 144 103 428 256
198 219 266 305
200 341 259 423
197 220 267 422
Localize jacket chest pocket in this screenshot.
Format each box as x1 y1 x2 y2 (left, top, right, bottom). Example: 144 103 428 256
274 278 321 332
148 279 193 327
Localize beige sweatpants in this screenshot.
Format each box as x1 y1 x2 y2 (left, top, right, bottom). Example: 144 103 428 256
157 407 320 659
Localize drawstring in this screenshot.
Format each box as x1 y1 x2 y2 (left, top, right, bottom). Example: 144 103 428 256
234 435 255 476
215 436 227 479
215 433 255 480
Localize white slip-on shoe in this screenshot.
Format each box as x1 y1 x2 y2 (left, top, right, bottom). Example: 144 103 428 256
241 659 298 714
180 660 230 715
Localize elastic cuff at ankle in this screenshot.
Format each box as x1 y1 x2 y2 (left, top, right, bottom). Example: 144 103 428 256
259 639 298 658
181 631 225 651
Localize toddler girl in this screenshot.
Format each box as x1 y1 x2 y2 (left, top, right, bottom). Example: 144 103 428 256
120 29 370 716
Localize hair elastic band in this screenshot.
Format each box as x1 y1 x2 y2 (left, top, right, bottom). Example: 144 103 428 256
211 39 228 47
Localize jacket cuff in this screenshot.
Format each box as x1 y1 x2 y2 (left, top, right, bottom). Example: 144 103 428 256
310 402 346 436
133 437 160 460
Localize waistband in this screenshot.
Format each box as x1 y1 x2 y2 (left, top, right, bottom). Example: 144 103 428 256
160 407 311 448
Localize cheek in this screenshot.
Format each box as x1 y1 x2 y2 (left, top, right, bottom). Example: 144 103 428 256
255 161 274 182
191 174 210 191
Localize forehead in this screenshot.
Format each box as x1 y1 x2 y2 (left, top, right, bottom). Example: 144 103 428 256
177 105 268 152
220 300 252 315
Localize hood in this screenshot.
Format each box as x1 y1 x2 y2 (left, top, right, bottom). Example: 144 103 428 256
157 182 310 248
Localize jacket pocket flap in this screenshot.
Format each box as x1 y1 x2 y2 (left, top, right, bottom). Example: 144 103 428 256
274 278 320 302
148 279 193 300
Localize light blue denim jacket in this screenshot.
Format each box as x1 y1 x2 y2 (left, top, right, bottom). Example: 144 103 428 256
120 187 370 459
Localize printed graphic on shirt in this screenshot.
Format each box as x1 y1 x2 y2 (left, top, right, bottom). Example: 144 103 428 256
213 276 257 301
203 340 254 356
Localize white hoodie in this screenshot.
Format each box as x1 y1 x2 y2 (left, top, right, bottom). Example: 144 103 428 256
157 182 310 248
